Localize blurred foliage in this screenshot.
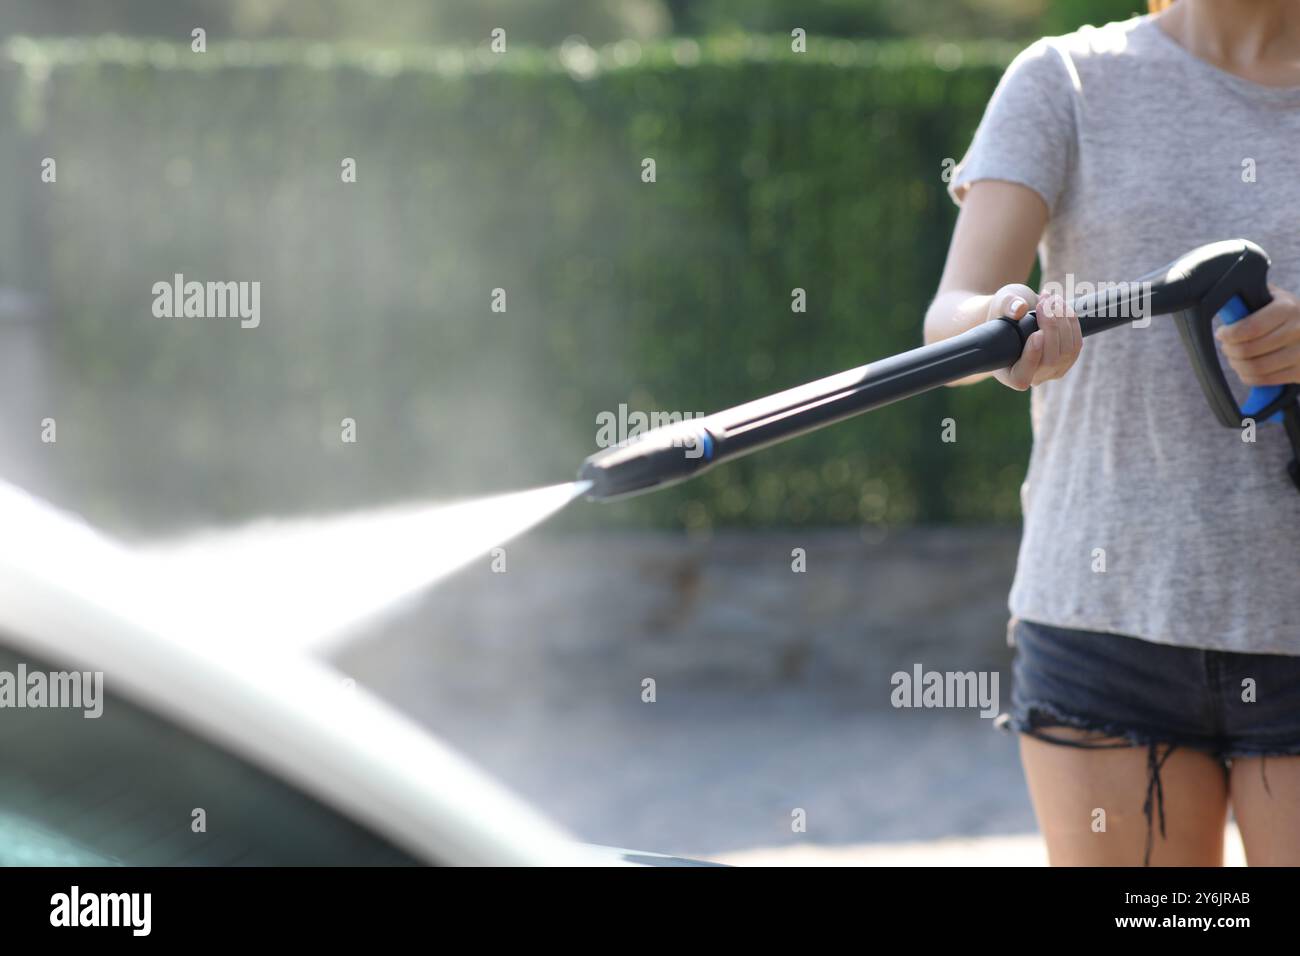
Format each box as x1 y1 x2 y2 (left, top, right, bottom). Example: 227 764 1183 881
671 0 1146 40
3 34 1045 531
0 0 1148 45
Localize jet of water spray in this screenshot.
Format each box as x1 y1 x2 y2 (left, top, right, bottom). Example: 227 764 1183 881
138 481 593 652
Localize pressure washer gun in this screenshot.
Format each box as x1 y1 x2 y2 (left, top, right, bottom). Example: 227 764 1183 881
580 239 1300 499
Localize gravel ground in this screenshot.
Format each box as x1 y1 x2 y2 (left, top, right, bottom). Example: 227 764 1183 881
411 690 1035 858
335 526 1050 860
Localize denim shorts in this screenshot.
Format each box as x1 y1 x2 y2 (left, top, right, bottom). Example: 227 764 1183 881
1001 617 1300 759
1000 618 1300 864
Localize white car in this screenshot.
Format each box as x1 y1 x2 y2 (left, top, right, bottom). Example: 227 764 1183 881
0 482 712 866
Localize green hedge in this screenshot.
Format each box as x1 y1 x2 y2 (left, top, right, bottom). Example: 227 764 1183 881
2 34 1031 531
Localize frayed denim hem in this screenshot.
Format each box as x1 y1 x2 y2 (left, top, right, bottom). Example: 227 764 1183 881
996 703 1215 867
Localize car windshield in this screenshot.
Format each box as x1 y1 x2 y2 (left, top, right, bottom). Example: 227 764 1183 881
0 641 422 866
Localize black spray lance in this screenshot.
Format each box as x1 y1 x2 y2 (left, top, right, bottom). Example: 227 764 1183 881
579 239 1300 500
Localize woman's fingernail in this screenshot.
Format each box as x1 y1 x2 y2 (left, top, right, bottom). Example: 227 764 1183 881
1009 297 1025 316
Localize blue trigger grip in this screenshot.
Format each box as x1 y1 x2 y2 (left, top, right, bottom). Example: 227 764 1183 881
1216 295 1282 423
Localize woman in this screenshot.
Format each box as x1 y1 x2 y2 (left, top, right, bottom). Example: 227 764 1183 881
928 0 1300 865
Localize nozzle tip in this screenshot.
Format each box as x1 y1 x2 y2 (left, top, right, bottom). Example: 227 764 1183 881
578 424 714 501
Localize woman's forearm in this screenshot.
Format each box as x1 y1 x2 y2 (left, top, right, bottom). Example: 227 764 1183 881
924 289 1000 384
929 181 1077 390
925 289 995 343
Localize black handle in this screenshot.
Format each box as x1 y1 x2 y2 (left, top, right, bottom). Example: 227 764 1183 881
1002 239 1296 426
1169 243 1296 426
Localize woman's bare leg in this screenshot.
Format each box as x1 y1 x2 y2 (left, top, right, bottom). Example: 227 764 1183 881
1230 755 1300 865
1019 731 1228 865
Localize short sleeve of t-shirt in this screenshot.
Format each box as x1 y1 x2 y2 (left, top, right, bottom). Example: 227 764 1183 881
948 38 1077 214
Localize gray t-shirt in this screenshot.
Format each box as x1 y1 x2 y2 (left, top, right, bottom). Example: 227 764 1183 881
949 14 1300 654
